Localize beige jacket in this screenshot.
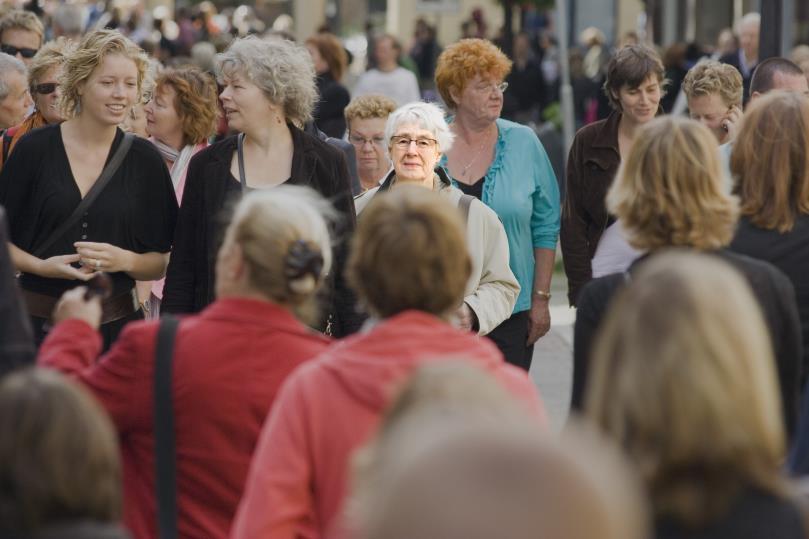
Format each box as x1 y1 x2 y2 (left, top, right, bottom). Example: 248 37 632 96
354 170 520 335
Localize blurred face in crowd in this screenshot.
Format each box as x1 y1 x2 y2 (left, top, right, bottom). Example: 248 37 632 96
145 83 184 148
0 70 32 129
349 116 390 184
306 43 329 75
389 122 442 184
739 19 759 61
0 27 40 66
374 37 398 71
219 70 277 134
33 65 64 124
688 92 731 143
83 53 139 127
616 74 661 125
453 74 505 125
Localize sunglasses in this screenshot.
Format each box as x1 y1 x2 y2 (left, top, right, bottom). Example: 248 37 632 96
33 82 57 95
0 44 37 59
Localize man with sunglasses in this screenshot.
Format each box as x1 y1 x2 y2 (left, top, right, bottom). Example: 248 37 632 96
0 9 43 66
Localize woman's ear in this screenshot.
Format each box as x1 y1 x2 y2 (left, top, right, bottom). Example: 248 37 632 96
448 85 462 107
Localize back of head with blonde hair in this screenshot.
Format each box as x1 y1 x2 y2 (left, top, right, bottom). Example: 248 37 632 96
349 361 647 539
347 186 471 319
585 251 785 526
732 90 809 232
59 29 148 119
223 186 334 321
607 116 738 250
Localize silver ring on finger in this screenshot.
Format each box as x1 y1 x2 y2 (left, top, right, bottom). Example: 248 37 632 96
94 258 101 270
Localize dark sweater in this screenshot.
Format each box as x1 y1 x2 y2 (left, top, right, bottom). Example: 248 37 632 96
162 125 363 337
572 249 802 439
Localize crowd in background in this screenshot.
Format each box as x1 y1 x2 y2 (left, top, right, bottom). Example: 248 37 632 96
3 2 809 539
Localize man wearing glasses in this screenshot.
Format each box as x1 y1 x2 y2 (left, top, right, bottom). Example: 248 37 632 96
344 94 397 192
0 10 43 66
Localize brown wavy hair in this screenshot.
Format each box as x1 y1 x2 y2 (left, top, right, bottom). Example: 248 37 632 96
305 33 348 81
154 66 219 146
732 91 809 232
434 38 512 110
348 186 471 319
607 116 738 250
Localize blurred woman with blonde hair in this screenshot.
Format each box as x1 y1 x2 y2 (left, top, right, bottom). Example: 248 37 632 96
586 251 804 539
572 116 801 440
39 186 335 538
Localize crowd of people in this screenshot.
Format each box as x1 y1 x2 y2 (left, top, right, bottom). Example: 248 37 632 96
2 3 809 539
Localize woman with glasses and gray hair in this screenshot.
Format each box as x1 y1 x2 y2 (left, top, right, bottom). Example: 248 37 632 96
0 51 32 131
162 35 360 336
434 38 560 371
353 101 519 336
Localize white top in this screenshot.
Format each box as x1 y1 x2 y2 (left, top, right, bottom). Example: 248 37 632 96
591 220 642 278
353 67 421 107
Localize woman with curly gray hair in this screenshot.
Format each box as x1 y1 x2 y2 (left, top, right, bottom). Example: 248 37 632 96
163 36 360 336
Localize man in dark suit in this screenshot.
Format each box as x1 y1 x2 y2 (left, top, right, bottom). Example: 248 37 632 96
719 12 760 104
0 205 35 372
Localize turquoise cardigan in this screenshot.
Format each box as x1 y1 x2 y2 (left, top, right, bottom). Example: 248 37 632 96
441 118 561 313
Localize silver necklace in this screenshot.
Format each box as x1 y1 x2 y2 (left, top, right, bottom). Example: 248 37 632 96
458 127 496 180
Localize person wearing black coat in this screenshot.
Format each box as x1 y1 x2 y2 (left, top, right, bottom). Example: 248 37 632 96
162 36 362 336
0 205 35 372
571 115 802 442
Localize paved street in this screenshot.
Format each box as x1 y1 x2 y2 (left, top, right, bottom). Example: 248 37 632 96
529 273 574 431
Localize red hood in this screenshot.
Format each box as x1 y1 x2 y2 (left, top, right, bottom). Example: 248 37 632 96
319 311 508 411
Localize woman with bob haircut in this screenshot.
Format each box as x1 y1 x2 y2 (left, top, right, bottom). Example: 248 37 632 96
586 251 805 539
730 91 809 387
561 44 665 306
0 37 74 169
353 100 520 337
0 29 178 349
344 94 397 192
39 186 335 539
306 32 351 139
571 116 802 438
0 368 127 538
231 185 543 539
434 38 560 370
162 35 359 337
142 65 219 317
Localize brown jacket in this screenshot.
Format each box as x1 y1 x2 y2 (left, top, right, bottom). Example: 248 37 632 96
560 112 621 305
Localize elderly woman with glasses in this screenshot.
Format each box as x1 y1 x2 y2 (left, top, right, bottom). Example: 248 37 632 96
434 38 560 371
354 101 519 336
0 37 73 170
344 94 397 192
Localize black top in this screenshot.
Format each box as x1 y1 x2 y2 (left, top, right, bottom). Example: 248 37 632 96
0 125 178 298
0 206 35 372
162 125 363 337
572 249 802 440
455 176 485 200
655 487 805 539
730 214 809 387
314 73 350 139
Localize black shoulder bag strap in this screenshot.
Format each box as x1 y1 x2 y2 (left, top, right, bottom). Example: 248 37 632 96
32 132 134 259
237 132 247 192
458 194 474 225
154 314 180 539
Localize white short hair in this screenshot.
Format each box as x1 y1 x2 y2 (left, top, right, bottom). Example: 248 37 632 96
384 102 455 154
737 12 760 33
0 53 26 101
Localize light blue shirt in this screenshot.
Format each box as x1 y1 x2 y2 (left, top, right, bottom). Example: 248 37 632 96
441 118 561 313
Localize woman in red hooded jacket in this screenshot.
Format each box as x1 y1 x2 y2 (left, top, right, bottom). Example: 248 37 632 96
231 186 545 539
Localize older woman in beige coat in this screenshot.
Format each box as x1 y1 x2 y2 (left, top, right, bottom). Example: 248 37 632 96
354 101 519 335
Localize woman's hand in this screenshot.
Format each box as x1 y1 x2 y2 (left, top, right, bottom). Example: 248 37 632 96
527 300 551 345
75 241 135 274
455 303 478 332
36 254 96 281
53 286 102 329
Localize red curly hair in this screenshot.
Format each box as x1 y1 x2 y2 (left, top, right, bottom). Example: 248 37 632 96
434 38 512 109
154 66 219 146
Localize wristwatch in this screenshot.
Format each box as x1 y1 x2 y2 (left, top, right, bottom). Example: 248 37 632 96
534 289 552 300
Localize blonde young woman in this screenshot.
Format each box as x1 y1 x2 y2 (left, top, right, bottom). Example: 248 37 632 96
0 29 177 349
39 186 335 539
586 251 805 539
571 116 802 441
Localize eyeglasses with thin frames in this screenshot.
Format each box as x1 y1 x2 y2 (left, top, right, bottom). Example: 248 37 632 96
474 81 509 94
390 135 438 150
349 134 386 148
